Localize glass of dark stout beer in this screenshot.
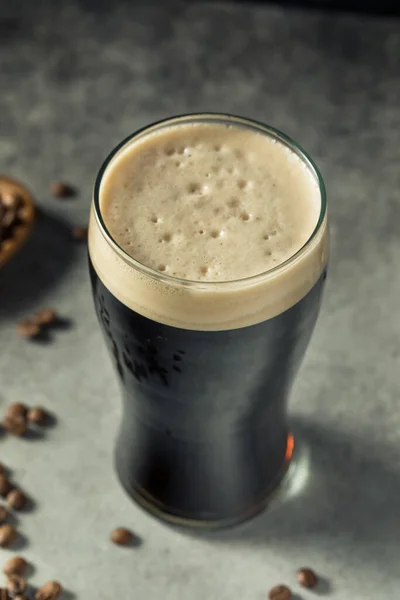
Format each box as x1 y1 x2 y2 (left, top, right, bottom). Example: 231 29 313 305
88 114 328 527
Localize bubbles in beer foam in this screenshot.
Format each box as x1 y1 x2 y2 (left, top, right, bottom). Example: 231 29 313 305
228 197 239 208
151 216 161 223
211 229 224 238
177 146 191 155
158 264 167 272
160 233 172 243
188 182 200 194
240 211 251 221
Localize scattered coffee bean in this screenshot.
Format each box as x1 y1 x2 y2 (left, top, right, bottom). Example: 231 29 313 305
0 506 8 524
0 476 12 498
27 407 48 425
0 524 17 548
296 567 318 589
49 181 73 198
268 584 292 600
71 225 88 241
16 319 41 339
35 580 62 600
3 556 28 576
7 489 27 511
111 527 133 546
6 403 27 420
3 415 26 437
35 308 57 327
6 574 27 596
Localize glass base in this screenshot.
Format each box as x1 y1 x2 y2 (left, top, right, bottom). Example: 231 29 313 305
116 433 295 530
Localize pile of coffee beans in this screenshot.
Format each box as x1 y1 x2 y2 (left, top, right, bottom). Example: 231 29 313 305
2 402 49 437
0 459 31 548
0 180 34 266
0 416 62 599
0 553 62 600
0 192 29 246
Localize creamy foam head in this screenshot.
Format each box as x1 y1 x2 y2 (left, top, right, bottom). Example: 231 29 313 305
89 115 328 330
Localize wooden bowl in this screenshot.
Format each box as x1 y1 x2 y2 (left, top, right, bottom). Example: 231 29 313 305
0 177 35 269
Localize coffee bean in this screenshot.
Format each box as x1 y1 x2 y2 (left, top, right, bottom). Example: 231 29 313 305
0 240 14 253
7 489 27 510
71 225 88 241
0 524 17 548
268 584 292 600
17 206 31 223
49 181 74 198
27 407 48 425
296 567 318 589
35 581 62 600
111 527 133 546
35 309 57 327
6 403 27 420
1 191 21 210
0 506 8 524
0 476 12 497
1 207 17 229
16 320 41 339
6 574 27 596
3 556 28 576
3 415 26 437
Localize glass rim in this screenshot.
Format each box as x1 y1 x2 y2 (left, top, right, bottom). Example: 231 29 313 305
93 112 327 290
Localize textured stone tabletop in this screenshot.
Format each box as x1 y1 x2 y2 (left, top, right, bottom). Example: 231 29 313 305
1 1 400 598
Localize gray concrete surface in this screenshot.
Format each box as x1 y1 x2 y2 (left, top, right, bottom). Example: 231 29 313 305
1 1 400 598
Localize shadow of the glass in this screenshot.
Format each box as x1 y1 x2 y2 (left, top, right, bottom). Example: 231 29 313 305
179 417 399 578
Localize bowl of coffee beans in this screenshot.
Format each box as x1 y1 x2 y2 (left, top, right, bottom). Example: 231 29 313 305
0 177 35 269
